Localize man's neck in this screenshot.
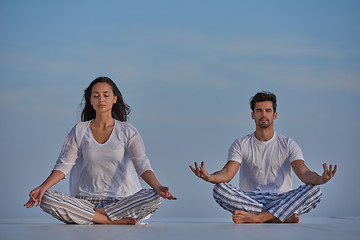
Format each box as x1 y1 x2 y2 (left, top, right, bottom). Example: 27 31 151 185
254 128 275 142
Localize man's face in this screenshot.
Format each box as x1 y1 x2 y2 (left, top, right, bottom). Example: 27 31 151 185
251 101 277 129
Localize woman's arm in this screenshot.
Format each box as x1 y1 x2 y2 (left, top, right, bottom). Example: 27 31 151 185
291 160 337 185
141 170 177 200
189 160 240 184
24 170 65 208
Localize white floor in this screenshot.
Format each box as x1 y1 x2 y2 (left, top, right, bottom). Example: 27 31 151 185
1 216 359 240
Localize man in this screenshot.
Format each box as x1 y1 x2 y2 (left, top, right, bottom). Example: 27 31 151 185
190 91 337 223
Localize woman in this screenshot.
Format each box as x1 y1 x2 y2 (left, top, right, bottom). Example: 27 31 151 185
24 77 176 225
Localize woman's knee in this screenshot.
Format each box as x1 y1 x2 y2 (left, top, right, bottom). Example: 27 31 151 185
39 190 66 211
39 190 54 208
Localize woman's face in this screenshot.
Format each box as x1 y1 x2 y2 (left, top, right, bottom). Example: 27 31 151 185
90 82 117 114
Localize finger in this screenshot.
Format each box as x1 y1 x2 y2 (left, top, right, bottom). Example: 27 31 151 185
24 198 34 207
168 194 177 200
167 192 177 200
194 162 200 174
189 165 196 173
25 201 35 208
333 164 337 175
194 162 199 170
24 198 31 206
29 193 38 202
201 161 205 170
323 163 328 172
329 164 333 173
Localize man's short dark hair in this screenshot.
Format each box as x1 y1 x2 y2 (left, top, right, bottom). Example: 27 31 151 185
250 91 277 113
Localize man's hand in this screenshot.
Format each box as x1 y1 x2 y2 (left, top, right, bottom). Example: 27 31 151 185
189 161 212 182
320 163 337 184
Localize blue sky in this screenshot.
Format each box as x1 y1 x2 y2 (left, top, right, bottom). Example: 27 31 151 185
0 0 359 220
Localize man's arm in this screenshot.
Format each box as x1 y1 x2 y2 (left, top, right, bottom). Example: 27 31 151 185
189 161 240 184
291 160 337 185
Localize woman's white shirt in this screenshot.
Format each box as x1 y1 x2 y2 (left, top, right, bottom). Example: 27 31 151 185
53 120 153 198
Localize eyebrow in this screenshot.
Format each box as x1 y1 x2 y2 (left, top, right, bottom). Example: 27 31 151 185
92 90 111 94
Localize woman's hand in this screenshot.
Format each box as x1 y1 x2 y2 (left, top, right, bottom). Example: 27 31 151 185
24 170 65 209
24 187 46 208
154 186 177 200
141 170 177 200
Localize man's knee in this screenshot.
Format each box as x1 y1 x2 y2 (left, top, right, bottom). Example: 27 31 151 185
301 184 322 206
213 182 227 195
305 184 322 196
310 185 322 200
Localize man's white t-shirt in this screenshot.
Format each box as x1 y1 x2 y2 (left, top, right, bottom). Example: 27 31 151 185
53 120 153 198
228 132 304 194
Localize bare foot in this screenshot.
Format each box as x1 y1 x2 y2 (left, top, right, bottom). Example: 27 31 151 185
111 218 137 225
232 210 299 224
93 208 137 225
232 210 261 223
284 214 299 223
268 214 299 223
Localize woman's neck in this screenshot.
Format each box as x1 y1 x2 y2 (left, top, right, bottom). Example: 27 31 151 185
92 114 115 128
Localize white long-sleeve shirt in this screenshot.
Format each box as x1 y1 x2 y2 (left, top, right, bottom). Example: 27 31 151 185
53 120 153 198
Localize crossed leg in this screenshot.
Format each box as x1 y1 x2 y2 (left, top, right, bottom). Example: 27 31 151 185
214 183 321 224
40 189 161 225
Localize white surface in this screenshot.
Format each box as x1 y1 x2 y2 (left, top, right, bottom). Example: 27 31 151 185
1 217 359 240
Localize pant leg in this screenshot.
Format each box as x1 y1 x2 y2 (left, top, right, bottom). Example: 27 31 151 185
267 184 322 222
213 183 263 214
105 189 161 222
40 190 95 224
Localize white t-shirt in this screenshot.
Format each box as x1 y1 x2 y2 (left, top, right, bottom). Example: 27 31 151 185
228 132 304 194
53 120 153 198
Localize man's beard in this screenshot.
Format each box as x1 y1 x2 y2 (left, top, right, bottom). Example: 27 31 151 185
258 119 273 128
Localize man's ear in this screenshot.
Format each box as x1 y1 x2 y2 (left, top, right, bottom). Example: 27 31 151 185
274 112 277 120
251 112 255 120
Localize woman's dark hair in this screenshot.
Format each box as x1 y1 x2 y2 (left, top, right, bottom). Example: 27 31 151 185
250 91 277 113
81 77 130 121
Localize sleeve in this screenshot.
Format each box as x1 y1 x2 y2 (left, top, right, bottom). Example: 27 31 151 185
126 126 153 177
53 126 80 176
288 138 304 163
227 139 243 164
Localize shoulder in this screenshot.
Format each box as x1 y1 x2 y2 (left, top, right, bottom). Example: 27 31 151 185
73 121 90 134
234 133 253 145
275 132 301 149
275 132 295 143
116 120 140 138
70 121 91 145
231 133 253 149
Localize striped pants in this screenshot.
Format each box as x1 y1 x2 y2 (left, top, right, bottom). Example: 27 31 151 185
40 189 161 224
213 183 322 222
